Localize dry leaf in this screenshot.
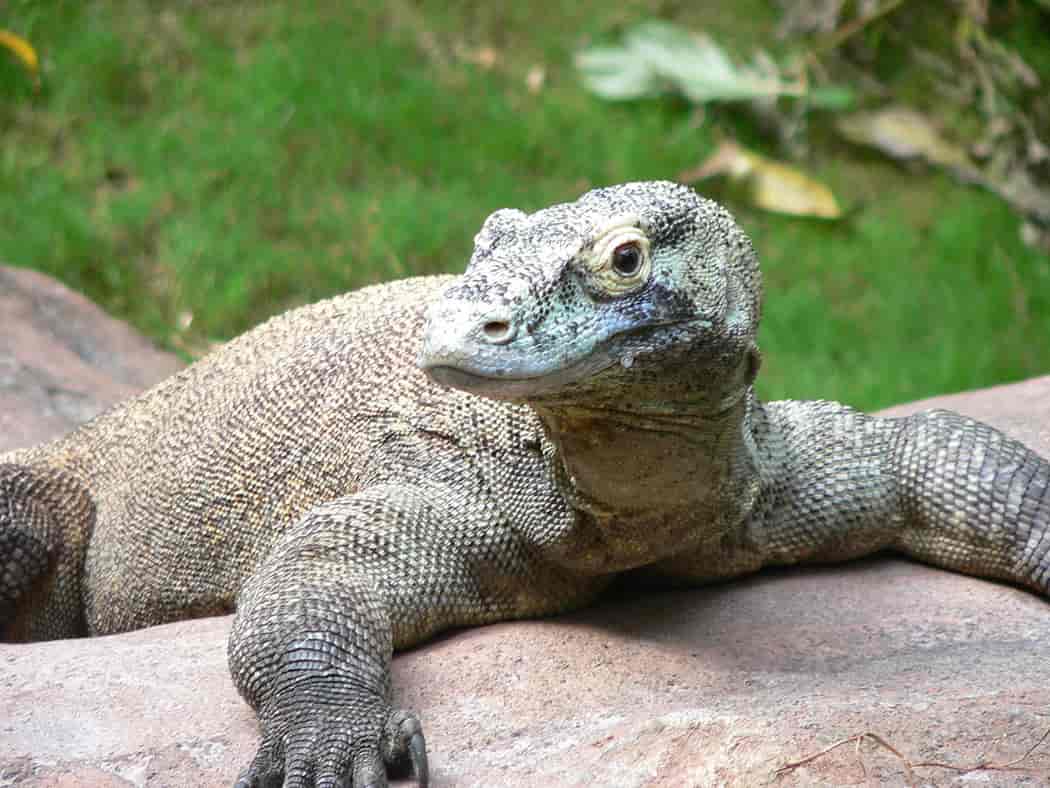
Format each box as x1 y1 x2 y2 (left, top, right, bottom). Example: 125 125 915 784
475 46 497 70
680 140 842 219
837 104 1050 239
0 29 39 86
526 65 545 94
455 44 499 70
835 106 979 178
985 155 1050 224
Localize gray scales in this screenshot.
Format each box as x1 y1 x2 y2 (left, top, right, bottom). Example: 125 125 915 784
1 181 1048 787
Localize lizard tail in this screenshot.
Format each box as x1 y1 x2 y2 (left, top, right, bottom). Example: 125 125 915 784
1 463 93 640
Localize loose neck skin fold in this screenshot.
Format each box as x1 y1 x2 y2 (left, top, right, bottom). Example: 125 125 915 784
531 350 760 518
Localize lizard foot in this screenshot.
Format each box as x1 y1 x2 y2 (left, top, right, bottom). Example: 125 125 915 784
234 704 428 788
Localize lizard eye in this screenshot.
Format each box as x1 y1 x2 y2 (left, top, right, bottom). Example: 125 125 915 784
611 242 643 277
586 221 651 296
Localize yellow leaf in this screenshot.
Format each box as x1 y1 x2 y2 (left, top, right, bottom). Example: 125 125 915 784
680 141 842 220
835 106 978 178
747 157 841 219
0 29 39 75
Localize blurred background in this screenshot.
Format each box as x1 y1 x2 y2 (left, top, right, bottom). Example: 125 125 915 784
1 0 1048 411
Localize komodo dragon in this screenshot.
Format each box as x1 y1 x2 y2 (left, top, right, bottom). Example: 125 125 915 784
2 181 1049 786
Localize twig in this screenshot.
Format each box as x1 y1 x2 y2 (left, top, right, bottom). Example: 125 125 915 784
913 725 1050 772
813 0 908 56
774 734 886 783
853 732 867 781
774 726 1050 782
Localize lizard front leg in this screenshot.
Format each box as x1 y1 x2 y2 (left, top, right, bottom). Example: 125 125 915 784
756 401 1050 592
892 408 1050 590
641 401 1050 592
229 480 595 788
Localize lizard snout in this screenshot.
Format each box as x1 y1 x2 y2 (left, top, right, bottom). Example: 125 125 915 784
418 299 519 373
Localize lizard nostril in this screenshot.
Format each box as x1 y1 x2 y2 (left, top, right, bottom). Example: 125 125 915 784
481 320 515 345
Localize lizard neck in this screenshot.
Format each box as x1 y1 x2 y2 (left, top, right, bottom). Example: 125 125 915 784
528 380 765 574
532 353 759 517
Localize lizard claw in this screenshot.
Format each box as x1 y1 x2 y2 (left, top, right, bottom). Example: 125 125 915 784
382 709 428 787
409 731 428 786
234 744 281 788
233 704 428 787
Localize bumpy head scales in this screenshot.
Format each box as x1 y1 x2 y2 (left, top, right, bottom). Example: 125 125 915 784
419 181 762 404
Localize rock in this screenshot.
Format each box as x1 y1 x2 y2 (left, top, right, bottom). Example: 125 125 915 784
1 273 1048 785
4 554 1049 787
0 265 183 453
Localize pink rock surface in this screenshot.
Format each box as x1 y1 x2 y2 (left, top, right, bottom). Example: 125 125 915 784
0 265 183 453
3 557 1048 787
1 272 1047 786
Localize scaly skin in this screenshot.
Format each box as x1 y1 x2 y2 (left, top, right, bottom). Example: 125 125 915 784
2 181 1047 787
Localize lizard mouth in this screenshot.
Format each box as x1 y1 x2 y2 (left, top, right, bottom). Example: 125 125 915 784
422 352 619 400
420 315 708 401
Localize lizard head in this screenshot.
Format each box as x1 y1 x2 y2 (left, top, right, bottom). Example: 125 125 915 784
419 181 761 408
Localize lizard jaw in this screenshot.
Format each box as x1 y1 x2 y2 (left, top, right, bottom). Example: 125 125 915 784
421 352 618 401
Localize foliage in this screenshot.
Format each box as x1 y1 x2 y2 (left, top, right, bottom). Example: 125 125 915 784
0 0 1047 411
578 5 1050 245
577 21 816 105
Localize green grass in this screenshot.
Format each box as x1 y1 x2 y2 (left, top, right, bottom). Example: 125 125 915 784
1 0 1048 410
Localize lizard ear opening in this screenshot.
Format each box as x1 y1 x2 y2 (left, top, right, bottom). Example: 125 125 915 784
745 346 762 386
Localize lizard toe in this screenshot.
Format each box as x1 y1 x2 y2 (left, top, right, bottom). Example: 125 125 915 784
239 699 430 787
234 739 283 788
349 750 386 788
280 726 383 788
380 708 428 786
311 759 353 788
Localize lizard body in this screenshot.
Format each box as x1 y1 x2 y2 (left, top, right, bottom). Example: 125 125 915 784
2 181 1048 787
